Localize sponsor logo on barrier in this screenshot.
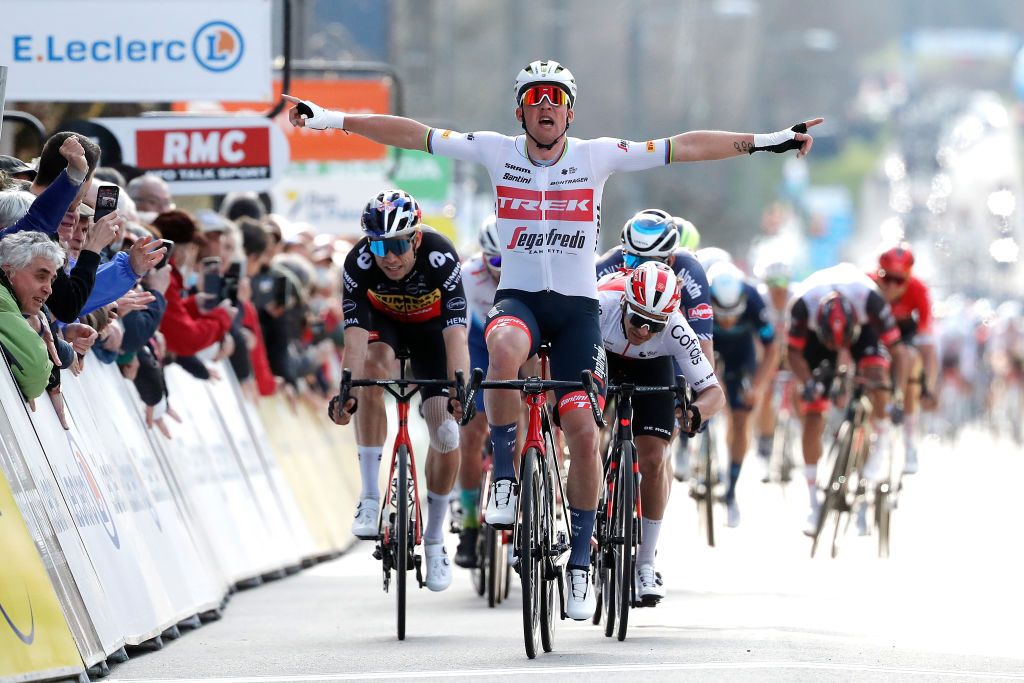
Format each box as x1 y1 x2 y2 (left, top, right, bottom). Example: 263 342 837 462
68 432 121 548
0 585 36 645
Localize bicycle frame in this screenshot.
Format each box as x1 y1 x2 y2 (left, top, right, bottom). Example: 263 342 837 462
381 391 423 548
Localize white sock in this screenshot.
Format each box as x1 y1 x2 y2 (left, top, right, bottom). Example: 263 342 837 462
637 517 662 566
357 446 383 500
424 490 451 545
904 413 917 449
805 464 817 507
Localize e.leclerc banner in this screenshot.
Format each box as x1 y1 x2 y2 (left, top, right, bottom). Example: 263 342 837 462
0 0 271 102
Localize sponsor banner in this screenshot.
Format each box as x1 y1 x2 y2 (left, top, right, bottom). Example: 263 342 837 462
237 390 317 560
0 458 83 681
29 389 174 645
161 365 281 580
256 394 355 553
1 0 272 102
0 361 126 660
174 78 391 162
202 362 301 569
77 116 289 195
271 165 390 236
74 363 225 613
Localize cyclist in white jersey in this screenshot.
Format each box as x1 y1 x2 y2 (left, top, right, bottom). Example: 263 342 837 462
598 263 724 602
284 59 820 619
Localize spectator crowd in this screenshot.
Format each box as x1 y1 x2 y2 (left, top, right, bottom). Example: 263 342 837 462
0 132 349 436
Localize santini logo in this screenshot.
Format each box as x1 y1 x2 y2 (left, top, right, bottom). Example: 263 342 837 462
11 20 245 73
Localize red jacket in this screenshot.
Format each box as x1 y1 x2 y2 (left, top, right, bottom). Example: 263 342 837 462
159 266 232 356
241 300 276 396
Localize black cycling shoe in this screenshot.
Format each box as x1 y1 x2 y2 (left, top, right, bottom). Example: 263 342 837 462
454 528 480 569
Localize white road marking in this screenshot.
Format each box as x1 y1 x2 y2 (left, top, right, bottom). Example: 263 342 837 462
109 660 1024 682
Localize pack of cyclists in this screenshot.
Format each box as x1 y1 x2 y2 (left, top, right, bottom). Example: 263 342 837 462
275 57 979 642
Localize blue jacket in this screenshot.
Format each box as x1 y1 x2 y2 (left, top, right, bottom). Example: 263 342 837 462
0 170 79 237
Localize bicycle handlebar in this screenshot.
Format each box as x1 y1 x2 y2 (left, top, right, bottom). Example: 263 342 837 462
336 368 466 418
459 367 605 428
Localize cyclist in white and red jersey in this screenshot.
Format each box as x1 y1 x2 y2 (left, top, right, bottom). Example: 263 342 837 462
787 263 908 534
599 263 724 602
285 59 820 619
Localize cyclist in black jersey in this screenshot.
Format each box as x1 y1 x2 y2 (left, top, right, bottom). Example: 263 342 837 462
331 190 469 594
287 59 822 622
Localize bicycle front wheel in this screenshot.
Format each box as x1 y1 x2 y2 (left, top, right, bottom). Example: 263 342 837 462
615 442 637 642
396 445 410 640
519 447 542 659
701 430 716 548
486 524 501 607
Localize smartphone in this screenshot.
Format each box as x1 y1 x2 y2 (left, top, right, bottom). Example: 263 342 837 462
94 185 119 221
223 261 242 303
155 239 174 270
201 257 223 311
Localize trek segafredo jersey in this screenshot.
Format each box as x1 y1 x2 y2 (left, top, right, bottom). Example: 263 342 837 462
426 130 672 299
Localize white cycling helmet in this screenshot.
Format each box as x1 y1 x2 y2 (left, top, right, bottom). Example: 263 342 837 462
621 209 678 259
623 261 681 318
479 214 500 256
695 247 733 273
514 60 577 108
707 261 747 317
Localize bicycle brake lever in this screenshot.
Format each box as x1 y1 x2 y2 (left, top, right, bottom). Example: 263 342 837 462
460 367 484 426
580 370 606 428
339 368 358 416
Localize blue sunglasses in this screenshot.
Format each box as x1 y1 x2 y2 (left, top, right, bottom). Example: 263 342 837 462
623 252 662 269
369 237 414 257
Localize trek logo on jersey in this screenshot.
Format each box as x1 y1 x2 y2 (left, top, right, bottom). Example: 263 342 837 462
688 303 713 320
495 186 594 221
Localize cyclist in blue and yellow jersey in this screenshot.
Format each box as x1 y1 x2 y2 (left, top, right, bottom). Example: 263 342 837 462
287 60 820 620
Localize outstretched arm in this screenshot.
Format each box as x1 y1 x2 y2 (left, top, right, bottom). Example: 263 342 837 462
670 117 824 162
283 95 430 151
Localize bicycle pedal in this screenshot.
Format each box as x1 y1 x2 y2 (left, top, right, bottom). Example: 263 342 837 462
638 596 661 608
372 546 383 561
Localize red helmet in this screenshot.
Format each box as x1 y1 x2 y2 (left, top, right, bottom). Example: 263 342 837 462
815 291 860 350
624 261 680 317
878 242 914 278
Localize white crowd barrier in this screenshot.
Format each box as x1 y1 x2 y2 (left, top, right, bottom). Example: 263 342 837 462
0 353 361 682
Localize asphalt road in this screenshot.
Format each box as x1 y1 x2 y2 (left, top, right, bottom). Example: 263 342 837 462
108 426 1024 683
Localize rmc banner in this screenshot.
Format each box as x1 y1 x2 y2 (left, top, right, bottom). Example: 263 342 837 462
0 0 272 102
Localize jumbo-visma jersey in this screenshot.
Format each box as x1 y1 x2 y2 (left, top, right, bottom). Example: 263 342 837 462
426 130 672 299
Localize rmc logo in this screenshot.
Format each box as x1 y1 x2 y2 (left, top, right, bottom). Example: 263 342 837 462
193 21 244 73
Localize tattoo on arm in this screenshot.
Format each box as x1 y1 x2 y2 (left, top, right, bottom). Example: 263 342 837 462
734 140 753 154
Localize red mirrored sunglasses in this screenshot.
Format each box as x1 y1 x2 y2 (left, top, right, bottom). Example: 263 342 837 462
519 84 571 107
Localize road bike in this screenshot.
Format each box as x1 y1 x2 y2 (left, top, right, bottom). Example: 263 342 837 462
592 378 688 641
461 365 603 659
338 352 464 640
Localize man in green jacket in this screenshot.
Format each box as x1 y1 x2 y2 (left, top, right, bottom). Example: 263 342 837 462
0 232 65 400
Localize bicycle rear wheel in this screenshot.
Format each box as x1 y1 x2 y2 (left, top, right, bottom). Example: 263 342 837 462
519 447 542 659
615 442 637 642
396 445 409 640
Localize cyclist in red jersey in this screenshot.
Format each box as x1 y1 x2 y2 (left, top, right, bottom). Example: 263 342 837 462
869 243 936 474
